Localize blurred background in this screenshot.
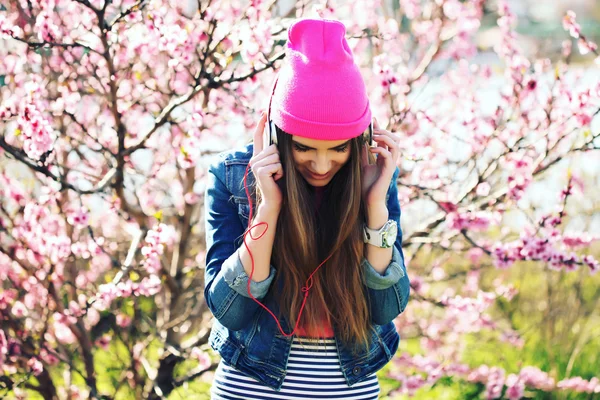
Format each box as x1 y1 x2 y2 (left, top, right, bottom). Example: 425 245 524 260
1 0 599 399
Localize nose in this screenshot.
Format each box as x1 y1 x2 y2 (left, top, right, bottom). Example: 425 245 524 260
311 154 331 175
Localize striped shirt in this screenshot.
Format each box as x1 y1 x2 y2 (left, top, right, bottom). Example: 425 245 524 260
211 336 380 399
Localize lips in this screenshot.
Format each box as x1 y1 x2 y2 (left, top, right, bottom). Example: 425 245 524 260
308 171 330 180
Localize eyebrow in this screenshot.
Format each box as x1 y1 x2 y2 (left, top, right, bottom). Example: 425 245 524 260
292 140 351 150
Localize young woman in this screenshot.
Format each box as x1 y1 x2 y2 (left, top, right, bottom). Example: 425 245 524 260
204 18 410 400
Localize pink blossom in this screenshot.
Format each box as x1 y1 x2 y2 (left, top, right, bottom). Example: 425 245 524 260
483 367 505 399
505 374 525 399
507 174 531 201
492 243 518 269
577 38 597 55
447 211 498 232
0 330 7 368
140 223 176 274
116 314 132 328
67 207 90 228
563 233 596 248
85 307 100 329
476 182 491 196
52 319 77 345
575 112 592 127
562 11 581 38
9 300 27 319
410 278 425 299
0 13 15 38
495 284 518 301
431 265 446 281
39 348 59 366
28 358 44 376
583 255 599 274
399 0 421 19
403 374 426 396
137 274 162 296
35 11 62 42
464 269 480 293
468 364 491 382
519 366 555 390
190 347 212 370
500 330 524 349
184 192 200 204
5 179 27 206
17 103 56 160
438 201 458 213
0 290 18 311
557 376 600 393
467 247 485 266
95 334 111 350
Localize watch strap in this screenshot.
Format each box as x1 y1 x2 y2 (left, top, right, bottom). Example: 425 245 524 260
363 220 397 248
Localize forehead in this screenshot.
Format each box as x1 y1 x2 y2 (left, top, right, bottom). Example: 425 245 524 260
291 135 349 149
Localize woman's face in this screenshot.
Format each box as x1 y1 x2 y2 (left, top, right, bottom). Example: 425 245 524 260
291 135 352 187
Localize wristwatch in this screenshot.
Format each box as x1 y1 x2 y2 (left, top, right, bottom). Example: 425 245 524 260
363 220 398 248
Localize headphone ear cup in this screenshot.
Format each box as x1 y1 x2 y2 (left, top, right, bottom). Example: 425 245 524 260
270 120 278 145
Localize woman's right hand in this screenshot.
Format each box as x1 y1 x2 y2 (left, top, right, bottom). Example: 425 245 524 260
250 112 284 209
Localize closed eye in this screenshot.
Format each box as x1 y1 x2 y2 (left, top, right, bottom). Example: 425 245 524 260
293 144 349 153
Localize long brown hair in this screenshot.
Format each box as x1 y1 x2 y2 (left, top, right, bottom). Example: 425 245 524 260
255 125 376 354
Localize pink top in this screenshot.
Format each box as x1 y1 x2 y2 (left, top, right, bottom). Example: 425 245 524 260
295 185 334 338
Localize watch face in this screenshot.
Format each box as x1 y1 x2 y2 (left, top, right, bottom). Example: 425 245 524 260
380 221 397 248
386 221 397 236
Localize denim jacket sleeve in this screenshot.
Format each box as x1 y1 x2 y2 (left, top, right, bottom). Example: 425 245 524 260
203 157 277 331
362 166 411 325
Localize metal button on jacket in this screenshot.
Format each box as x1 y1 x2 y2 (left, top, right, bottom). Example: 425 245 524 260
352 366 361 375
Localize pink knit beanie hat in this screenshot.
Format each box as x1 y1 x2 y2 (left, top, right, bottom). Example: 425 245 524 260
269 18 372 140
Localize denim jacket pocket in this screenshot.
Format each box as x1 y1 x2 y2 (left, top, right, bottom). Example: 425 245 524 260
241 309 274 364
233 197 250 227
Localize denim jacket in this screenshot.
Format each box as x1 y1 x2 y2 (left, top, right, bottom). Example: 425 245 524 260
203 142 410 391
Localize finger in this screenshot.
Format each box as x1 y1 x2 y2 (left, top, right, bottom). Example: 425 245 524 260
373 131 397 145
376 138 399 166
256 163 283 179
369 146 390 156
369 147 396 181
374 132 391 151
274 168 285 181
392 139 401 164
251 152 280 170
369 146 394 170
252 111 268 157
388 133 401 163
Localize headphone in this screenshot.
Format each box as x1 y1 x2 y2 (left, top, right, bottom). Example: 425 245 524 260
265 74 374 148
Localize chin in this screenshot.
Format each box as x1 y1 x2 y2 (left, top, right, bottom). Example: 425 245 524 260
310 180 329 187
305 176 331 186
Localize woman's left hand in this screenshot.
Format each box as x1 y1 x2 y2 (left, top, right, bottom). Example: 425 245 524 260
361 118 401 209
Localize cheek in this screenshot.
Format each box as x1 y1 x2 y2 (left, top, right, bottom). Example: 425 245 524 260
293 151 322 166
292 152 306 166
337 152 351 166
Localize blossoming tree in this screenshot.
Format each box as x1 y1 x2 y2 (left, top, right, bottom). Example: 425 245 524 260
1 0 599 399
